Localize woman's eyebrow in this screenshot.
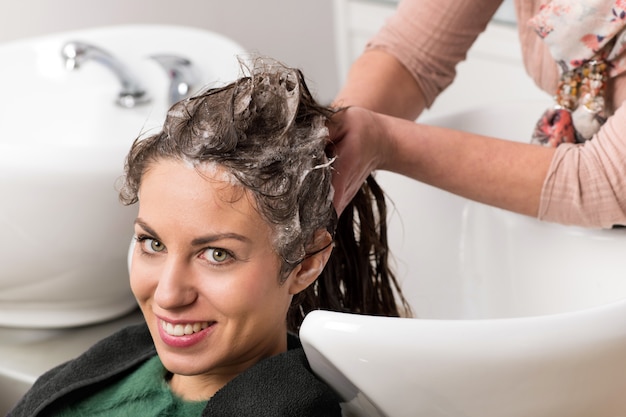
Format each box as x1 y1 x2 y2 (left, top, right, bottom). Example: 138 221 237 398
190 233 251 247
134 218 250 246
134 218 161 240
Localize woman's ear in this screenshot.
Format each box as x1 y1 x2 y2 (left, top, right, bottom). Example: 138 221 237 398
288 230 333 295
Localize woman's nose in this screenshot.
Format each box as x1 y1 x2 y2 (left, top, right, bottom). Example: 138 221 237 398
153 257 198 309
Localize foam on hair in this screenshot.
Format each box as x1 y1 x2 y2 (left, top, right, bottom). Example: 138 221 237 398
120 58 412 330
121 59 335 270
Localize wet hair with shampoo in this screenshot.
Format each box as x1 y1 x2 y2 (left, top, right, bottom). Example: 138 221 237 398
120 58 411 331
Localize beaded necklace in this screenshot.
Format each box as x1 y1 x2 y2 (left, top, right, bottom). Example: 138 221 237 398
529 0 626 147
532 55 610 146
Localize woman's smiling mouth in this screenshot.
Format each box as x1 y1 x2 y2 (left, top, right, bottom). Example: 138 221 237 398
157 317 216 348
161 320 212 336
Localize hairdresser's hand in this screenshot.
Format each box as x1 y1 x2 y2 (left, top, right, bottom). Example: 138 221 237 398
327 107 391 215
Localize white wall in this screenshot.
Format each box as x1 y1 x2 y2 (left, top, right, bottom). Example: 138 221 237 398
0 0 340 104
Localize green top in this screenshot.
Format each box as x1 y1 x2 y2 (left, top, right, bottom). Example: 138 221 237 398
54 355 208 416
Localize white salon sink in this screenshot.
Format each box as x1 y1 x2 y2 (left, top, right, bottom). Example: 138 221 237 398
378 99 626 319
301 100 626 417
0 25 245 328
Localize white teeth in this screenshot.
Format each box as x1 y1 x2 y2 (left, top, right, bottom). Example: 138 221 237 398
161 320 210 336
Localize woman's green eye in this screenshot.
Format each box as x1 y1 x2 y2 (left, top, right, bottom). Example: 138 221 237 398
150 239 165 252
206 248 230 263
137 237 165 253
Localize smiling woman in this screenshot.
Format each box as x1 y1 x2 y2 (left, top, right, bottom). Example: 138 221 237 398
8 58 410 417
131 159 302 401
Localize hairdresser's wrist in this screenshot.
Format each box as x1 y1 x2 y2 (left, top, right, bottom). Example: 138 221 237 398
373 111 406 173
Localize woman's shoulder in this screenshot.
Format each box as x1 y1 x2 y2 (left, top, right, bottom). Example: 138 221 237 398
85 322 154 356
8 323 156 417
54 323 156 378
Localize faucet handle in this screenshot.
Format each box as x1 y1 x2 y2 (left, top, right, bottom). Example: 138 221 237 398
61 40 150 108
150 54 201 106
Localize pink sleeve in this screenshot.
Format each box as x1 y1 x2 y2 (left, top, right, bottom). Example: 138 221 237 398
366 0 504 108
539 103 626 228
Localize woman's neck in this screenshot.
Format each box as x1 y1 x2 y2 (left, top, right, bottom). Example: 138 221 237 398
169 371 235 401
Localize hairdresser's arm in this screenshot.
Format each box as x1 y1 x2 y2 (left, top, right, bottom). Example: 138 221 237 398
329 107 556 216
333 49 426 120
333 0 503 120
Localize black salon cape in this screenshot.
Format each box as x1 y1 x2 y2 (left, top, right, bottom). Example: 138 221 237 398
8 324 341 417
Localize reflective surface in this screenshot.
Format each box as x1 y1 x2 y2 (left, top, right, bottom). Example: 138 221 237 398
301 306 626 417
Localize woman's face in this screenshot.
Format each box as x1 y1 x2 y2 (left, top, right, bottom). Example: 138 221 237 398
131 159 306 398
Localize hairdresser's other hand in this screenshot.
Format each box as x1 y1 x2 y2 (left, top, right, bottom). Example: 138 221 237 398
328 107 391 215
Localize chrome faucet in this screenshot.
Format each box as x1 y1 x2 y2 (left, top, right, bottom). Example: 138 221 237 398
150 54 201 105
61 41 150 108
